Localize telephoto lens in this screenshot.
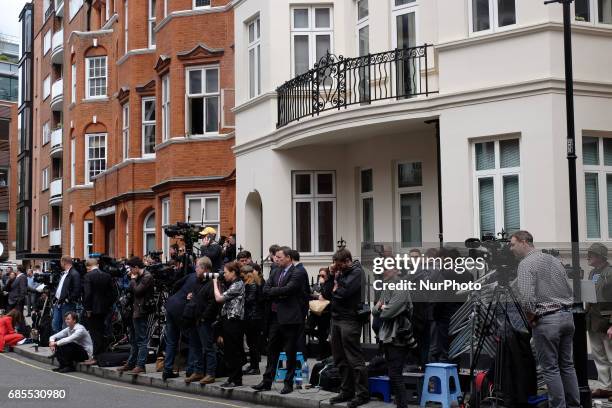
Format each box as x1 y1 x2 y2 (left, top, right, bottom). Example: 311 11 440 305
202 272 220 279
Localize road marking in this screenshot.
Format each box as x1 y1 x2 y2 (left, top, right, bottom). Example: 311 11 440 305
0 354 249 408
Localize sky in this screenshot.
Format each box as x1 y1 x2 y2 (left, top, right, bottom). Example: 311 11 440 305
0 0 29 41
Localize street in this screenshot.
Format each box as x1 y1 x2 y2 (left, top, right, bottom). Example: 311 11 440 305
0 353 264 408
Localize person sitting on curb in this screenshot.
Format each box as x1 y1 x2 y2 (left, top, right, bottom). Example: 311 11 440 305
49 311 94 373
0 309 25 352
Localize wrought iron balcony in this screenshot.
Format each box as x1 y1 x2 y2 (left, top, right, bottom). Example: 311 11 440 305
276 44 437 129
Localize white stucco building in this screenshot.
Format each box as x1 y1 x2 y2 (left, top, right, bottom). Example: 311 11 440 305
233 0 612 273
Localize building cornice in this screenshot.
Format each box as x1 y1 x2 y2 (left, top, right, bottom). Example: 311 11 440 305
155 133 235 152
65 185 94 194
92 157 156 180
91 189 155 210
116 48 156 66
155 1 239 32
68 29 113 43
151 172 235 191
233 91 276 114
233 77 612 156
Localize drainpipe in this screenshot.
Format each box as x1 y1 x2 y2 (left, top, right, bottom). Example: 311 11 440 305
425 119 443 247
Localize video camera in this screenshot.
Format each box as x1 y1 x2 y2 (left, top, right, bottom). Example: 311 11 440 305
98 255 128 278
146 262 176 287
465 231 518 285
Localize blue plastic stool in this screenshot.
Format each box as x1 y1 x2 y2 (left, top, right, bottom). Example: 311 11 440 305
368 376 392 402
420 363 461 408
274 352 306 382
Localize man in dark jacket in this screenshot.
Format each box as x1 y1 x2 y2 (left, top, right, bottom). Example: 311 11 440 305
8 265 27 313
253 246 308 395
324 249 369 408
199 227 223 273
82 258 117 363
52 256 82 334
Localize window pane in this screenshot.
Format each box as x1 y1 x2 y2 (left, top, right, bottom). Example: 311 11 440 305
315 8 331 28
188 199 202 223
146 233 156 254
145 213 155 229
318 201 334 252
316 35 331 62
358 0 368 20
599 0 612 23
206 69 219 93
195 0 210 7
359 26 369 56
296 201 312 252
395 0 416 5
608 175 612 238
479 178 495 238
248 21 255 43
398 162 422 188
576 0 590 21
189 70 202 94
585 173 601 238
503 175 520 233
500 139 520 168
361 169 373 193
473 0 491 31
400 193 422 247
476 142 495 170
497 0 516 26
294 35 309 74
294 8 309 28
604 139 612 166
362 197 374 242
144 124 156 154
205 198 219 221
317 173 333 195
583 137 600 165
205 97 219 133
295 174 311 195
144 100 155 120
190 97 204 134
249 48 256 98
396 12 416 49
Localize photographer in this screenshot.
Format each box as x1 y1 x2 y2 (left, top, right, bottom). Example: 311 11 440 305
223 234 237 263
52 256 82 334
373 266 415 408
243 264 264 375
82 259 116 364
324 249 369 408
511 230 580 408
49 311 93 373
213 261 245 388
199 227 223 273
117 257 154 375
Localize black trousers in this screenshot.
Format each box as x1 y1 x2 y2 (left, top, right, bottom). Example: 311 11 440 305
384 344 410 408
85 313 107 358
222 319 245 384
262 314 303 387
330 318 369 399
56 343 89 368
244 319 263 369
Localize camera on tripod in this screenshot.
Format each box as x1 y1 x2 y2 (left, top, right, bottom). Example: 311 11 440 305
465 231 518 285
98 255 128 278
164 222 203 241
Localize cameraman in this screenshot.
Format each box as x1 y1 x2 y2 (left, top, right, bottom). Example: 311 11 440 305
511 230 580 408
324 249 369 408
52 256 82 334
199 227 223 273
117 257 154 375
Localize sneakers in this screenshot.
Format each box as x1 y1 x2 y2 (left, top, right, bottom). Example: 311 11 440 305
127 367 146 375
252 381 272 392
117 364 135 373
185 373 204 384
199 375 216 385
329 393 354 404
162 371 180 381
347 397 370 408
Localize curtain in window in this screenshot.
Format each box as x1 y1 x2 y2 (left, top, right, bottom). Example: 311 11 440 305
585 173 601 238
604 138 612 166
497 0 516 27
479 178 495 237
599 0 612 23
476 142 495 170
503 175 520 233
500 139 520 168
583 137 600 165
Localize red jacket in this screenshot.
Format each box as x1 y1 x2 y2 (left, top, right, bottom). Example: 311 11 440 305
0 316 16 336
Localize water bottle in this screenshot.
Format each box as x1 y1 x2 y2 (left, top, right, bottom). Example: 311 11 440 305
295 371 303 389
302 361 309 387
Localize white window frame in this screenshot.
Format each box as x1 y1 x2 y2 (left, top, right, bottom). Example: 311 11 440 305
185 194 221 235
85 133 107 184
70 138 76 187
185 66 220 136
290 6 334 76
105 0 110 21
359 167 374 243
247 17 261 99
193 0 211 10
69 0 84 21
472 138 522 238
42 121 51 145
468 0 517 36
42 167 49 191
85 56 107 99
161 74 170 141
356 0 370 54
43 75 51 100
161 198 170 259
573 0 612 25
41 214 49 237
70 221 75 257
142 97 156 157
143 211 156 255
148 0 156 48
582 136 612 240
84 220 93 257
395 161 424 248
43 30 51 55
292 171 337 256
124 0 129 53
122 103 129 161
164 0 168 17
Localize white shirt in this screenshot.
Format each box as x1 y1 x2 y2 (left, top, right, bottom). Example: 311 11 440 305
55 270 69 300
50 323 94 359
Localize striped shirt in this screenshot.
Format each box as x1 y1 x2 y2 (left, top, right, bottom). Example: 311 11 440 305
516 249 573 316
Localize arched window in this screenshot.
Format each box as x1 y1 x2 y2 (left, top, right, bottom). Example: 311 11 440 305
143 211 156 255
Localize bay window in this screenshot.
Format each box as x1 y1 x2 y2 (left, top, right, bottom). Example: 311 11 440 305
85 133 107 184
247 17 261 99
470 0 516 34
122 103 129 160
575 0 612 23
186 194 220 237
291 6 333 75
186 66 220 135
582 136 612 239
161 74 170 140
142 97 156 156
149 0 156 48
86 56 107 99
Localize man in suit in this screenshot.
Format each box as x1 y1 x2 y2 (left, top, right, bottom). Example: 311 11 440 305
82 258 116 364
52 256 82 334
8 265 28 314
253 246 308 395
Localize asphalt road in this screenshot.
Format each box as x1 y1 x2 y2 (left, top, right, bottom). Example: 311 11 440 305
0 353 265 408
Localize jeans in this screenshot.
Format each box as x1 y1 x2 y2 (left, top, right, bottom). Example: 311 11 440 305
532 311 580 408
52 303 76 334
198 321 217 376
126 317 149 369
163 313 181 373
330 318 369 399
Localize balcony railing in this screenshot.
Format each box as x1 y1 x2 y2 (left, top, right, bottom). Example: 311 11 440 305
50 127 63 157
49 179 63 206
276 44 436 129
51 30 64 64
49 229 61 247
51 78 63 111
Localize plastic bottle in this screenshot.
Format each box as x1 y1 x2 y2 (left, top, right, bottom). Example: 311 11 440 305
302 361 310 387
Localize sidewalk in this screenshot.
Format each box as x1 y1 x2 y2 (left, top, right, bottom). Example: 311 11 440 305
12 345 399 408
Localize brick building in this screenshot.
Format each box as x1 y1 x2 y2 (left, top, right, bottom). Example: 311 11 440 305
19 0 236 262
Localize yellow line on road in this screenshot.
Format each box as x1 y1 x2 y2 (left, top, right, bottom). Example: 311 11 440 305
0 353 249 408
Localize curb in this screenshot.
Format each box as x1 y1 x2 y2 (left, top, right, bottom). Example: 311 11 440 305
12 345 394 408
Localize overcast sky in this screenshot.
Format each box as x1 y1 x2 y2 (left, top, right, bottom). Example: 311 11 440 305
0 0 29 41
